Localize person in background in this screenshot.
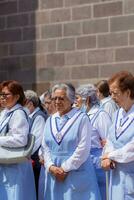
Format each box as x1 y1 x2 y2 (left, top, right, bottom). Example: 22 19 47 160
75 84 99 114
39 89 57 200
0 80 36 200
101 71 134 200
96 80 118 120
24 90 47 199
75 85 87 111
40 89 56 115
40 83 101 200
75 84 112 200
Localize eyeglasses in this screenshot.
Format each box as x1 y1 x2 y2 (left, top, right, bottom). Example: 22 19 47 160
0 93 12 99
110 91 121 97
53 96 65 101
44 101 51 105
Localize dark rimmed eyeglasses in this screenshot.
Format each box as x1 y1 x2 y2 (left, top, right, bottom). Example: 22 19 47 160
110 91 121 97
0 93 12 98
53 96 65 101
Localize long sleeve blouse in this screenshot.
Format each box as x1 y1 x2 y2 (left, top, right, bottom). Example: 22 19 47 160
0 104 29 147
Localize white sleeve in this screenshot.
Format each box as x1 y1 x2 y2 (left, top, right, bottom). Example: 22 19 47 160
61 115 91 172
31 115 45 154
40 126 54 171
102 139 115 155
43 141 54 171
94 111 112 139
40 120 54 171
0 110 29 147
108 138 134 163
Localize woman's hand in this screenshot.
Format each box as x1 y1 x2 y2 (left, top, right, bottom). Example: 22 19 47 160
100 139 107 147
101 154 116 170
101 158 112 170
39 157 45 165
49 165 68 182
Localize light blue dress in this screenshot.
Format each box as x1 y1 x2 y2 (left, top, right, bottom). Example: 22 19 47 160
42 108 101 200
89 109 112 200
38 165 45 200
0 104 36 200
106 106 134 200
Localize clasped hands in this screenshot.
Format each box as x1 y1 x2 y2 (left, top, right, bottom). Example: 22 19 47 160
101 154 116 170
49 165 68 182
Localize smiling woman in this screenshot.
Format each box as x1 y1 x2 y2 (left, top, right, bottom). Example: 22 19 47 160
0 80 36 200
40 83 101 200
52 87 72 116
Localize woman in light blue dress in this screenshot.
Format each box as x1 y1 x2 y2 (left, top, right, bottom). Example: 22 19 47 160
76 84 112 200
24 89 47 199
41 83 101 200
0 80 36 200
101 71 134 200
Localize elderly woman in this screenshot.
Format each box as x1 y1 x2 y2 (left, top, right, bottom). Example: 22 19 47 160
41 83 101 200
101 71 134 200
76 84 112 200
40 90 56 115
75 84 99 114
0 80 36 200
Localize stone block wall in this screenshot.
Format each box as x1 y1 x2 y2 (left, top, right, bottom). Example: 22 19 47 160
0 0 134 93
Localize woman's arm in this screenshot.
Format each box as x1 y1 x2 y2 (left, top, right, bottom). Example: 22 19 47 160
95 111 112 139
0 109 29 147
61 115 91 172
30 115 45 154
107 138 134 163
101 137 134 170
40 119 54 171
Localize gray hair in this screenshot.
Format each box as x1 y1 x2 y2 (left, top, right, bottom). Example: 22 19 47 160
39 90 51 104
52 83 75 104
24 90 39 107
76 84 99 106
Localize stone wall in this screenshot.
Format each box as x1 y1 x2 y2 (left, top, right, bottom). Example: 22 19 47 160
0 0 134 93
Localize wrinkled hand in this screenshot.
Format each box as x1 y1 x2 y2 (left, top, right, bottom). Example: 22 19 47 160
101 158 112 170
49 166 68 182
101 154 116 170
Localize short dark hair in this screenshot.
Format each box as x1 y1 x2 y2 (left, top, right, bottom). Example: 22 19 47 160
0 80 25 105
96 80 110 97
108 71 134 99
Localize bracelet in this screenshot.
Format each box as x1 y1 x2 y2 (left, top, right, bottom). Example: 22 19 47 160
110 161 115 169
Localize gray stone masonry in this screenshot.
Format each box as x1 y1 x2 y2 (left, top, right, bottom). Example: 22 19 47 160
0 0 134 93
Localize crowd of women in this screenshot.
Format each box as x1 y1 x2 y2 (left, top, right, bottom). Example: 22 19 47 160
0 70 134 200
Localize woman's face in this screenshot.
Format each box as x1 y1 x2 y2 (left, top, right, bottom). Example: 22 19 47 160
110 82 130 109
75 95 83 108
44 96 56 115
0 86 19 109
53 89 72 116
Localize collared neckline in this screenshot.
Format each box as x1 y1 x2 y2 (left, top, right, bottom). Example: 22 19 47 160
121 104 134 118
87 105 99 116
29 107 40 118
100 96 111 105
54 107 79 120
5 103 22 114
